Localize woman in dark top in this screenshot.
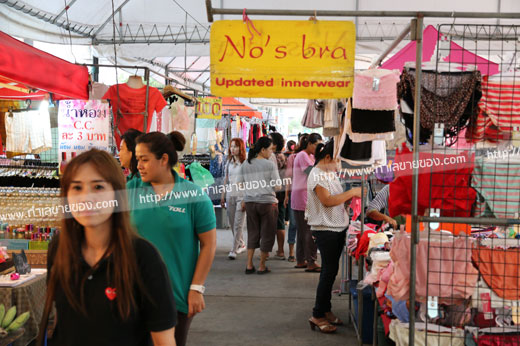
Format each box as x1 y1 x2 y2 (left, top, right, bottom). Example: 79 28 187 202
38 149 177 346
120 129 143 181
269 132 287 259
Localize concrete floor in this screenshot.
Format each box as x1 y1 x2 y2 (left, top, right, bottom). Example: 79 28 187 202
188 228 361 346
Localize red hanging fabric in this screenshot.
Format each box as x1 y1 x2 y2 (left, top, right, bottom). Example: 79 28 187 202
0 31 89 99
388 145 476 218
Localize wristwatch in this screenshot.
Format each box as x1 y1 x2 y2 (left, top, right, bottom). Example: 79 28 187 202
190 284 205 294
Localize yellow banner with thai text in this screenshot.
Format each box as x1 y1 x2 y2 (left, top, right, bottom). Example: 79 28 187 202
197 97 222 119
210 20 355 99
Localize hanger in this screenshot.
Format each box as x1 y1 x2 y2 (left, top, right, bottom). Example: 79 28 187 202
404 61 477 73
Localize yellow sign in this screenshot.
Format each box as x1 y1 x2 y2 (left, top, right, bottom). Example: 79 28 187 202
197 97 222 119
210 20 356 99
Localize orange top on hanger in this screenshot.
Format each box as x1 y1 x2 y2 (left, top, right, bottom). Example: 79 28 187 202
405 215 471 236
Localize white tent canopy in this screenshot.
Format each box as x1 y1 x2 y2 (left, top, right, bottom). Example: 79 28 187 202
1 0 520 91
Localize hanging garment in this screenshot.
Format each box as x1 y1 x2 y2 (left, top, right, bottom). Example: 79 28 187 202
388 145 476 218
241 120 250 143
195 119 217 153
170 99 191 132
339 133 372 162
350 108 395 134
397 68 482 142
5 109 52 155
345 99 394 143
301 100 324 128
388 235 478 304
88 82 109 100
353 69 400 111
479 76 520 131
466 76 520 142
103 84 167 147
209 150 225 179
349 197 362 221
472 246 520 301
322 100 340 137
472 158 520 218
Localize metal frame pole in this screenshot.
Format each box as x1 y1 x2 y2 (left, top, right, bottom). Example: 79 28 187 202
357 173 366 346
207 7 520 21
144 68 150 133
419 216 520 225
409 15 423 346
369 23 411 69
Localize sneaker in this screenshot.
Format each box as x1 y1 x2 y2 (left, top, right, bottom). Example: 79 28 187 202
228 251 237 260
236 245 247 254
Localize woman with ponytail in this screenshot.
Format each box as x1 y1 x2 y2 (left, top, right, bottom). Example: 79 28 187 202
239 136 281 275
127 131 217 346
306 140 362 333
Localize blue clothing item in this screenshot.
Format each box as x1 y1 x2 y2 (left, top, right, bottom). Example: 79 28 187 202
209 146 226 179
287 200 297 245
385 294 409 323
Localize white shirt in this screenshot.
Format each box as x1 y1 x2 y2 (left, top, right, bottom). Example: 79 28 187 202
226 159 244 198
305 167 349 232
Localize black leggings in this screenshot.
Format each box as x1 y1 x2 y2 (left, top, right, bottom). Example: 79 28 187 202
312 230 346 318
175 312 194 346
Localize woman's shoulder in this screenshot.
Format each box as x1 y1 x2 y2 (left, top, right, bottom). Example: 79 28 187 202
132 237 162 261
126 175 144 189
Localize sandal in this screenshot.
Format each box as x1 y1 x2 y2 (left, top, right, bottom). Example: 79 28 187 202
287 256 296 262
308 317 337 333
274 254 286 260
257 267 271 275
294 263 307 268
305 266 322 273
325 312 344 326
245 266 256 274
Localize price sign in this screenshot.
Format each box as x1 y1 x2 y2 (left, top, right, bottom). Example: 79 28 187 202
197 97 222 119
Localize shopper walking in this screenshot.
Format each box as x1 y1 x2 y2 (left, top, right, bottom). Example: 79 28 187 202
119 128 142 182
240 136 282 275
269 132 287 260
38 149 176 346
291 133 322 272
128 132 217 346
221 138 247 260
306 140 362 333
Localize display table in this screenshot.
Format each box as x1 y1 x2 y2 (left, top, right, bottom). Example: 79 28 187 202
0 274 46 346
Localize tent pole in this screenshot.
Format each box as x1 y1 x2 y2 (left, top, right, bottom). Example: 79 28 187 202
409 15 423 346
207 8 520 21
369 23 411 69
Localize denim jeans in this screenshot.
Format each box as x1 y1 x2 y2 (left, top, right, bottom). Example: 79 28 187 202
312 230 346 318
287 200 297 245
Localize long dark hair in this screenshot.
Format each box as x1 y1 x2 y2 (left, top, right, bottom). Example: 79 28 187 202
40 150 146 346
247 136 272 164
295 134 309 153
269 132 285 152
286 140 296 153
315 139 335 165
136 131 185 169
121 129 142 178
299 133 323 152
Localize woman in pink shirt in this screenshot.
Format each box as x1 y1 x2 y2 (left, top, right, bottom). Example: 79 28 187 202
290 133 322 272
